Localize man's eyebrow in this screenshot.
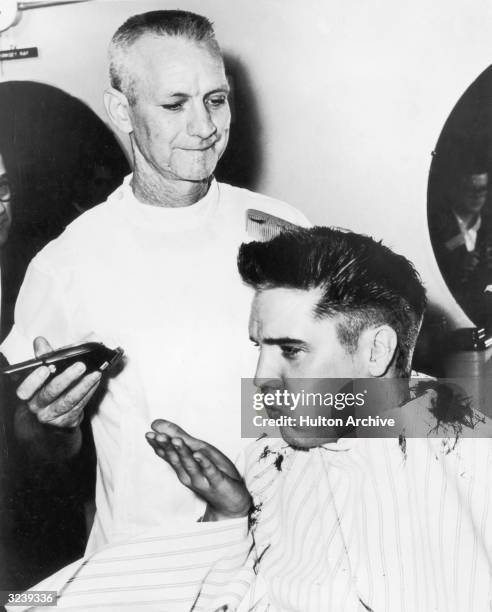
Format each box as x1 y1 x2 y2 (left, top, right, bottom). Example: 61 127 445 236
259 337 307 346
163 85 230 99
207 85 230 94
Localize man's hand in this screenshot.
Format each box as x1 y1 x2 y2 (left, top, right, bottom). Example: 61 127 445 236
15 336 102 429
146 420 251 522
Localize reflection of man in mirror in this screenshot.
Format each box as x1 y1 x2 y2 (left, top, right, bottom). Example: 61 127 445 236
429 160 492 329
0 154 12 246
0 152 13 338
453 171 488 247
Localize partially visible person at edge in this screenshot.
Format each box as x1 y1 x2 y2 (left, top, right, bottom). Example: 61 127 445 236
0 151 14 338
0 149 89 594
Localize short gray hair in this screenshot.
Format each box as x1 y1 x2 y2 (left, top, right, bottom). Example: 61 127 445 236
109 10 221 104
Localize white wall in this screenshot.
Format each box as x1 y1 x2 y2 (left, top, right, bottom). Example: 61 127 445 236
2 0 492 327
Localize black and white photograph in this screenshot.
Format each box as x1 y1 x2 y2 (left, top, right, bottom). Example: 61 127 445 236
0 1 491 611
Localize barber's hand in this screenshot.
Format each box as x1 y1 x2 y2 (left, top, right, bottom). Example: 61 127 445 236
146 420 251 521
15 336 102 428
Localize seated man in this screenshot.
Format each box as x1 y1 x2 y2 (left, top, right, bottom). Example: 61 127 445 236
11 227 492 612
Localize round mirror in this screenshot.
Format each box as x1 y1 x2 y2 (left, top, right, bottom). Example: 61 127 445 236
428 66 492 334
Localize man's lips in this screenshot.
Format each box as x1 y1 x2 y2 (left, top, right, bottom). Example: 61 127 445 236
264 405 284 418
181 142 217 152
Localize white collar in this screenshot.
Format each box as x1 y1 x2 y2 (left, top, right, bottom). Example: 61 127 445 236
112 173 220 232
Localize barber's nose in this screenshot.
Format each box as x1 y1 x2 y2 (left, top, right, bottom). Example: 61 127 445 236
188 104 217 140
0 202 7 216
253 349 282 391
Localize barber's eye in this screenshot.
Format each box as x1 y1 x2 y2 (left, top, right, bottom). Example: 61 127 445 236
206 95 228 108
161 102 185 111
280 346 301 359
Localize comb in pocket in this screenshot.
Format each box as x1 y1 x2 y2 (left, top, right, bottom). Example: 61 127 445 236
245 208 300 241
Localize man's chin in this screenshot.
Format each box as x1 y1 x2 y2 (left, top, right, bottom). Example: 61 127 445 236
173 170 214 183
179 175 212 184
172 151 222 183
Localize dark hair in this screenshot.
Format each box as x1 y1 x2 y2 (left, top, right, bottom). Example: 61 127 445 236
109 11 220 103
238 226 427 376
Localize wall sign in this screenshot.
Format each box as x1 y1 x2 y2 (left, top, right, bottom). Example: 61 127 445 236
0 46 38 60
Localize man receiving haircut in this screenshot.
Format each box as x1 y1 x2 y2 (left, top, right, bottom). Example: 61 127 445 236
1 10 308 555
19 228 491 612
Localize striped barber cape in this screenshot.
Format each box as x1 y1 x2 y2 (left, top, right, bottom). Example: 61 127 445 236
9 389 492 612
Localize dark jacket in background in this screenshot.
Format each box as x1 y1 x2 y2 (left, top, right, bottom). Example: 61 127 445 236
429 205 492 330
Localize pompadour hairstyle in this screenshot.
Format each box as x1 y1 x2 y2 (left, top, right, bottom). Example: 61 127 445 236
238 227 427 376
109 10 220 104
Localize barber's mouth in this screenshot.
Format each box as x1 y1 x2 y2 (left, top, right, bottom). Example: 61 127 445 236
183 143 217 152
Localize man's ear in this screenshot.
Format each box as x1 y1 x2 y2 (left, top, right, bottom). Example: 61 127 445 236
103 87 133 135
360 325 398 377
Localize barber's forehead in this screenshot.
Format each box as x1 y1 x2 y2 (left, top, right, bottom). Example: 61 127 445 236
122 33 225 100
126 33 222 73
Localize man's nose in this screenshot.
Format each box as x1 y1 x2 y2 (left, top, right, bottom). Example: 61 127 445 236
188 103 217 140
253 350 282 391
0 202 7 216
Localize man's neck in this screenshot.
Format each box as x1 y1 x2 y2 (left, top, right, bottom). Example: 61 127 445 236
131 165 210 208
